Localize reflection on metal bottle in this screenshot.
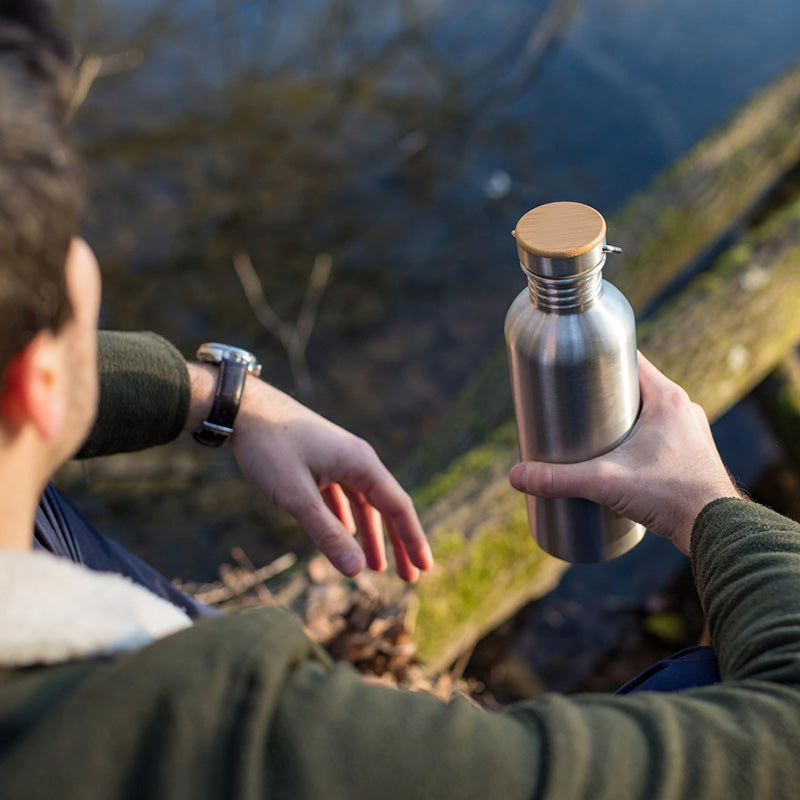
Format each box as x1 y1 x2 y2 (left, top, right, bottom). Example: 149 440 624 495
504 202 644 562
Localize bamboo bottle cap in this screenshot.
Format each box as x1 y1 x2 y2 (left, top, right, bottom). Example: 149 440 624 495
515 202 606 258
513 202 610 278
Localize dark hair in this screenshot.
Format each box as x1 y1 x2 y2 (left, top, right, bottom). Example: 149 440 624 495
0 0 81 374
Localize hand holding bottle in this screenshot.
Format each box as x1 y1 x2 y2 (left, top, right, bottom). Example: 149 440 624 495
509 353 740 556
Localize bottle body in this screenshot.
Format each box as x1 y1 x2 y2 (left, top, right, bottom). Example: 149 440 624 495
505 279 644 562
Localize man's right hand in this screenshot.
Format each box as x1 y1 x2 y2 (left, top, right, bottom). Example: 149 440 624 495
186 362 433 582
509 353 741 555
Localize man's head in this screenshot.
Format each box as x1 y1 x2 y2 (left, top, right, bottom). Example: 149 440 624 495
0 1 100 493
0 0 82 372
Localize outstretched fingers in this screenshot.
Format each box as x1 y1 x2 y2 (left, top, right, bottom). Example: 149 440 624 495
322 483 356 534
387 518 420 583
324 482 391 571
283 479 367 577
343 487 388 573
339 446 434 575
370 482 433 573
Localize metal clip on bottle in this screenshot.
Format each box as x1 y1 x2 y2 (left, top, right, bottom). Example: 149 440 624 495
504 201 644 562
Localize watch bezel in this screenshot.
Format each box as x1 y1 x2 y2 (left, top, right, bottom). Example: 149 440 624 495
196 342 262 377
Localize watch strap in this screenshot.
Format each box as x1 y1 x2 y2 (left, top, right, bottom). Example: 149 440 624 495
193 358 248 446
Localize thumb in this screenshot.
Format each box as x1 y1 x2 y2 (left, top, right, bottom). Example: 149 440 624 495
509 459 610 504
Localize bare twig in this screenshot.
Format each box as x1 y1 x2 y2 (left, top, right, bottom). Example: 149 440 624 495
70 54 103 118
231 546 274 604
449 640 477 683
296 253 333 345
69 48 145 119
195 552 297 605
233 250 332 401
232 251 292 343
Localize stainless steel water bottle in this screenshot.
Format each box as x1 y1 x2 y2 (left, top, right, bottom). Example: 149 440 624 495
504 201 644 562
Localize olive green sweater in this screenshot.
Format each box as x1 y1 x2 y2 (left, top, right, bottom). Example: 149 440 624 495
0 498 799 798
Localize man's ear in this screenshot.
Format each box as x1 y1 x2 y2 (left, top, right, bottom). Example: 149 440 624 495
0 333 65 441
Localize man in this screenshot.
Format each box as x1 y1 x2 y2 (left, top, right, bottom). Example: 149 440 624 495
2 3 800 798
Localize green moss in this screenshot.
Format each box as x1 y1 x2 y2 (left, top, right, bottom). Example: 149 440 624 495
413 505 553 663
489 419 519 447
412 418 521 511
778 378 800 413
415 448 503 511
641 612 688 645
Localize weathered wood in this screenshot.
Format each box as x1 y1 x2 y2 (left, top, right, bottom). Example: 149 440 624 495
401 57 800 490
637 198 800 420
411 194 800 673
752 351 800 472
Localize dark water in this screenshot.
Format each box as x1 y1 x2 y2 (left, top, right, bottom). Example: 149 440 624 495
61 0 800 467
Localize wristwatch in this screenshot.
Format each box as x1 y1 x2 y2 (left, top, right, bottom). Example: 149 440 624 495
193 343 262 447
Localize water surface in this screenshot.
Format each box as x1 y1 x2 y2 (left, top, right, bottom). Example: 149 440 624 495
63 0 800 464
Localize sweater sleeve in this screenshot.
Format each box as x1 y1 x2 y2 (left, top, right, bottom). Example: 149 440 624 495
76 330 191 458
259 498 800 799
4 500 800 800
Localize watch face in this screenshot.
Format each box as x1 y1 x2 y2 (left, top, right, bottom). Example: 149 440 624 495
196 343 262 376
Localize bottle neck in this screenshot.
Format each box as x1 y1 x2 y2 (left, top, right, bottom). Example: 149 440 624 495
525 262 604 313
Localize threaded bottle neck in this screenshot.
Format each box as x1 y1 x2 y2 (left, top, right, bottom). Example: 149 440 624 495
525 262 604 313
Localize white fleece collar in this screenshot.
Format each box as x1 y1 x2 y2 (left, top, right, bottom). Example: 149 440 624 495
0 549 192 667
